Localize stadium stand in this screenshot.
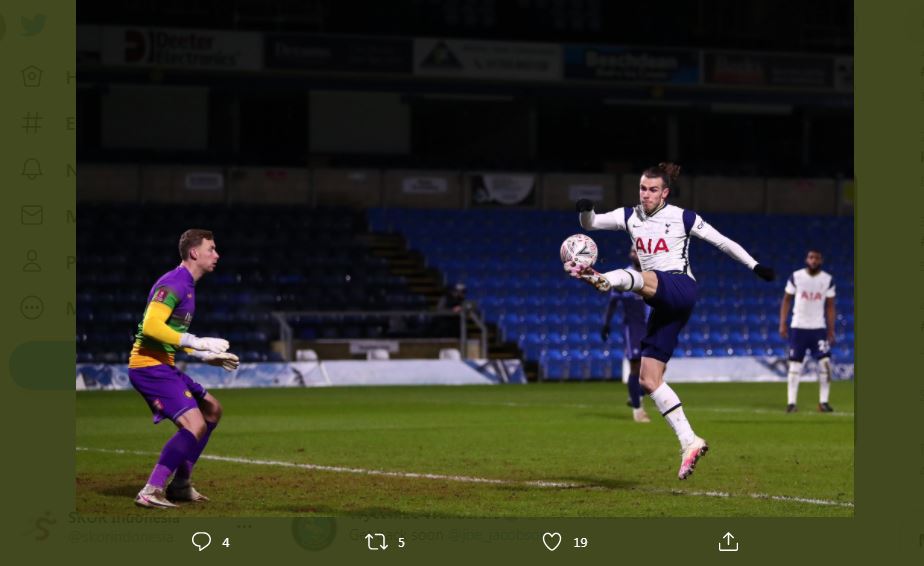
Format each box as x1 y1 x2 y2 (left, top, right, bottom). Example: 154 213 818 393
368 208 854 380
78 203 853 380
77 204 428 363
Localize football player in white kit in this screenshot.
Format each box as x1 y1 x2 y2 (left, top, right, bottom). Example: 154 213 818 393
566 162 776 479
778 249 837 413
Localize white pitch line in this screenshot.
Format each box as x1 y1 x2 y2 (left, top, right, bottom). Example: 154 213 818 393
76 447 853 509
650 488 853 508
75 447 576 488
417 399 855 417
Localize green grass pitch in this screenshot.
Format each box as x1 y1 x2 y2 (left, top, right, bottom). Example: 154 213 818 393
76 382 853 517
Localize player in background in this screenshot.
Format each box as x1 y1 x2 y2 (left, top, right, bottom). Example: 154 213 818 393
778 249 836 413
130 229 240 508
601 248 651 423
567 162 776 480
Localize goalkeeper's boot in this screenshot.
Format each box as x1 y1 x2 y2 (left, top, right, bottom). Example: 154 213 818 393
786 403 797 413
817 402 834 413
632 407 651 423
167 478 210 502
678 436 709 480
135 484 178 508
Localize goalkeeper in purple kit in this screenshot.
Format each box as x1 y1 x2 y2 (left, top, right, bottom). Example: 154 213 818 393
129 229 239 508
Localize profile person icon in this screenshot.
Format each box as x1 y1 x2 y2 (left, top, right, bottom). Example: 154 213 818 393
23 249 41 272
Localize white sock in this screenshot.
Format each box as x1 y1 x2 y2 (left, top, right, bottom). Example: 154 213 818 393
787 361 802 405
818 358 832 403
649 383 696 448
603 268 644 292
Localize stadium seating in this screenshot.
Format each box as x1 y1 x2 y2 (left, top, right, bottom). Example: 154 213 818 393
368 208 855 380
79 204 854 378
77 204 428 362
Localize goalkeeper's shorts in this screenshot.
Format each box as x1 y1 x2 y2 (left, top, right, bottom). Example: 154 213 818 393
129 364 207 424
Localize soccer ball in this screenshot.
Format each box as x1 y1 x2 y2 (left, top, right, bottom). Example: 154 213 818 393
560 234 598 267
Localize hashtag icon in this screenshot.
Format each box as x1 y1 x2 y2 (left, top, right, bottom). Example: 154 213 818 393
22 112 42 134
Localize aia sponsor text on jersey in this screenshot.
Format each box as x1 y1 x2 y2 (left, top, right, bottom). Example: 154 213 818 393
636 238 670 254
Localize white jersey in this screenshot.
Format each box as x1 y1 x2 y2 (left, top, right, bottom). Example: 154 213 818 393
785 268 835 329
579 203 758 279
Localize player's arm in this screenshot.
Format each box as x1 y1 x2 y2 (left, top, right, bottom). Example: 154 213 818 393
825 280 837 344
779 274 796 338
142 287 230 353
690 215 775 281
779 293 793 339
576 200 627 232
141 301 183 346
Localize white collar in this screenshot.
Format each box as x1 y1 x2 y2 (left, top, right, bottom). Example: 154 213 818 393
635 201 666 221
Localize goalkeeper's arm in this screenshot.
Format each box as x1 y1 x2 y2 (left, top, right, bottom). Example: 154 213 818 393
141 302 230 353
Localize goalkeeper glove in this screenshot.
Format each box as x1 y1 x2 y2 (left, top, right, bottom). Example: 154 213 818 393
575 199 595 213
180 333 229 354
752 264 776 282
188 350 240 372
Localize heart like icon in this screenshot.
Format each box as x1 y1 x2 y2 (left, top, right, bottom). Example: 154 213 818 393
542 532 562 552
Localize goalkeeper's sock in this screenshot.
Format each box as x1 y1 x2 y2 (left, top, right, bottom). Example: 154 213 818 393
175 421 217 481
818 358 832 404
787 361 802 405
147 428 198 488
603 268 644 292
627 371 642 409
649 383 696 449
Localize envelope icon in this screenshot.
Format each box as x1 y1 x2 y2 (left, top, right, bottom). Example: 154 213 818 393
21 205 43 225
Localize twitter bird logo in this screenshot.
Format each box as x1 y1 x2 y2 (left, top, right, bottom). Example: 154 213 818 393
21 14 45 36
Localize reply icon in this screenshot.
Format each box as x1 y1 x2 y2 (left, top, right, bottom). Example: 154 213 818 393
192 531 212 552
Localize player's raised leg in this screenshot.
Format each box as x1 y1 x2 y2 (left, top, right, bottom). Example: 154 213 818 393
565 262 658 297
602 268 646 293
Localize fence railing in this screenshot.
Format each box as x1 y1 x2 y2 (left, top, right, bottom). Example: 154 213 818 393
271 305 488 361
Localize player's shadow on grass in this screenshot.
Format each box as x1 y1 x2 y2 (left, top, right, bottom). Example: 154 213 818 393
96 483 146 498
579 412 642 422
708 418 847 426
555 477 640 490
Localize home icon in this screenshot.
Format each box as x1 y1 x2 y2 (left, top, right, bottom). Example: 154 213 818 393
22 65 42 87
